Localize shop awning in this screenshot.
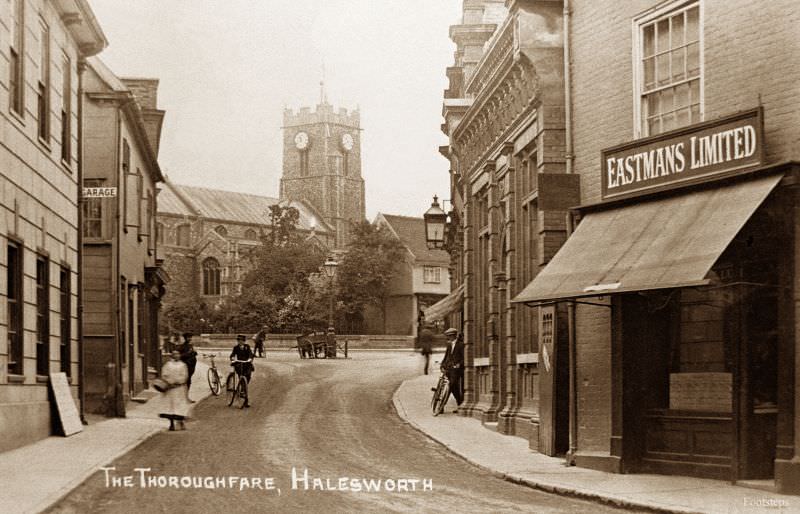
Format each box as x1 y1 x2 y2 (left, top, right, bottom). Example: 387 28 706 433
424 284 465 321
512 173 783 304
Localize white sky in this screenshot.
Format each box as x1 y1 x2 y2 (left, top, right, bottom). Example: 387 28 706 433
89 0 462 220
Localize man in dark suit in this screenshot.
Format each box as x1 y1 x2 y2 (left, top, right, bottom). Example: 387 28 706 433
178 332 197 403
441 327 464 412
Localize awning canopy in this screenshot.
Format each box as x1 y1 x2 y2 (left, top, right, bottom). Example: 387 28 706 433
424 284 465 321
512 173 783 304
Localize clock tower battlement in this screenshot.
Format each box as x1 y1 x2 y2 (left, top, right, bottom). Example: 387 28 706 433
280 100 366 248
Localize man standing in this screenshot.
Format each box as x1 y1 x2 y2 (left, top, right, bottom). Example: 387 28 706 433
441 327 464 412
230 334 254 408
178 332 197 403
253 326 267 358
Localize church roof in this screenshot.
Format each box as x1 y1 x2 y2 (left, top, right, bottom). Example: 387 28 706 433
377 214 450 265
157 181 331 233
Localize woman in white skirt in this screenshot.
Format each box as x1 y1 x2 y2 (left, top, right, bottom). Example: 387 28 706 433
160 351 191 430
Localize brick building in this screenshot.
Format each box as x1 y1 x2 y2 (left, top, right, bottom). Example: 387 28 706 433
156 180 332 307
0 0 106 451
371 214 450 336
81 57 167 416
438 0 578 456
511 0 800 494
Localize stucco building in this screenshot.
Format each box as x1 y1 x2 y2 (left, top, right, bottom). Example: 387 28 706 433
0 0 106 452
81 57 167 416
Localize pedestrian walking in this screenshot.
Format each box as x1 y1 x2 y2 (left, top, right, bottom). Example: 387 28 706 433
441 328 464 412
159 351 191 431
178 332 197 403
253 326 267 358
418 326 433 375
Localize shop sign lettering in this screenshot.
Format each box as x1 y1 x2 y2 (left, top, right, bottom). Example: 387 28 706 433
601 109 763 200
83 187 117 198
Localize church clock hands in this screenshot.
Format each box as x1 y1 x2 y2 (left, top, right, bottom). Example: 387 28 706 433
341 133 354 151
295 131 309 150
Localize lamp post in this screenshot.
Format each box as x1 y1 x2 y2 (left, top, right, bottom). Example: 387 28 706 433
423 195 447 250
323 256 338 357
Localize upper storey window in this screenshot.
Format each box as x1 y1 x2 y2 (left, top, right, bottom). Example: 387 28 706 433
635 1 702 137
9 0 24 116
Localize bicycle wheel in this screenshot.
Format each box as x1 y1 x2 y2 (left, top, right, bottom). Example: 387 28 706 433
226 373 236 406
207 368 221 396
432 379 450 416
236 376 248 409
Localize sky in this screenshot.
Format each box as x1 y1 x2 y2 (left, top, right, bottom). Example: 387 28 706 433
89 0 462 220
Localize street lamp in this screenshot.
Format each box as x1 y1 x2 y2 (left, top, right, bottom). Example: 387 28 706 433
323 257 338 357
423 195 447 250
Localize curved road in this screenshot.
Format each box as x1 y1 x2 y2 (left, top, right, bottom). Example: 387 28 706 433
50 352 636 513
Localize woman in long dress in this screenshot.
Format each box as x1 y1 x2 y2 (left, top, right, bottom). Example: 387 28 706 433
160 351 191 430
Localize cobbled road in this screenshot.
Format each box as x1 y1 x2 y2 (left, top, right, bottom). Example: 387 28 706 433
49 351 637 513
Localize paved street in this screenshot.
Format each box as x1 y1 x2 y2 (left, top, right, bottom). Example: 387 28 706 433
47 352 635 513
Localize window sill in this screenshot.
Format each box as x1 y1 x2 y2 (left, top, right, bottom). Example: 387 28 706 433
61 158 73 173
38 136 52 152
7 374 25 383
9 108 24 125
36 375 49 383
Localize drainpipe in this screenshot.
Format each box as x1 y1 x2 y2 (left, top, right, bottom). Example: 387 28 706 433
77 59 86 424
563 0 578 466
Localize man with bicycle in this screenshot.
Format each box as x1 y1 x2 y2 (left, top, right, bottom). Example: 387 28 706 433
441 327 464 412
230 334 254 408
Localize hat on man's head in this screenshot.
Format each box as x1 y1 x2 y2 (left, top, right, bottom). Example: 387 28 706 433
236 334 246 341
182 332 193 338
444 328 458 336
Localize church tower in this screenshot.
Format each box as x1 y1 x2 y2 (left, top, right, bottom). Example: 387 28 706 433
280 94 366 249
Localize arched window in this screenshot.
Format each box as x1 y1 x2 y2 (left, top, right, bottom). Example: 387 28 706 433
215 225 228 237
176 224 190 247
244 228 257 240
202 258 221 296
156 222 165 245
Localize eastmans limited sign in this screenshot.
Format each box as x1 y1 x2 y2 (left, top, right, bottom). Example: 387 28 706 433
601 108 763 200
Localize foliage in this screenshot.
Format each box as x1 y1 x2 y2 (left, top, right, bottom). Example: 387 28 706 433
267 204 301 247
336 221 405 330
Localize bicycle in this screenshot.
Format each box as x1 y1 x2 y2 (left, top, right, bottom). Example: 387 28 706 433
430 370 450 416
203 353 221 396
225 359 250 409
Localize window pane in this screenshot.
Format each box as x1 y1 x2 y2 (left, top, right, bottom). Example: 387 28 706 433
657 54 670 86
671 48 686 81
689 79 700 106
662 111 676 132
657 19 670 53
687 42 700 77
671 12 685 46
661 88 674 114
686 6 699 42
676 107 691 127
675 82 690 110
643 57 656 89
691 103 701 123
643 24 655 56
648 116 660 135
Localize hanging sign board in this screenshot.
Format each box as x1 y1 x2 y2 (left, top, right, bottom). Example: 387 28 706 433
83 187 117 198
49 372 83 436
601 108 764 201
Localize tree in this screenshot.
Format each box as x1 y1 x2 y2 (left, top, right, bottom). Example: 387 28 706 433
336 221 405 333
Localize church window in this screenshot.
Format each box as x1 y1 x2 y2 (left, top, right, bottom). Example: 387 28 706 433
215 225 228 237
244 228 257 240
202 258 221 296
176 224 190 247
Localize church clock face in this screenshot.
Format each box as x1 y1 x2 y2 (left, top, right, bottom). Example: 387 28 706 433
341 133 354 151
294 131 309 150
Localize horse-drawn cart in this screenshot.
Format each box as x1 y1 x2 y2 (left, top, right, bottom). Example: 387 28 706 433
295 332 348 359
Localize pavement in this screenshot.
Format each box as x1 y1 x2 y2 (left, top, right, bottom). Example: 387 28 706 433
1 359 797 514
393 374 798 514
